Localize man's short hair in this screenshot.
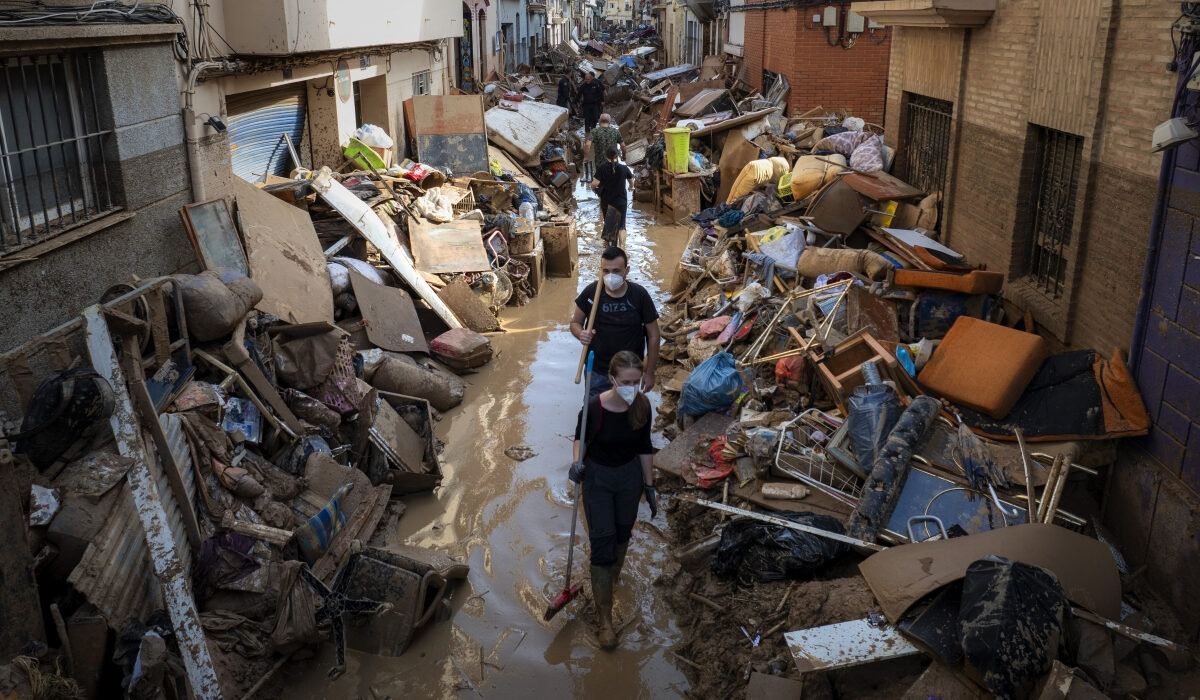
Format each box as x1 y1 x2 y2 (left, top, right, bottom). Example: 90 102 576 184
601 245 628 265
605 144 620 160
598 113 612 125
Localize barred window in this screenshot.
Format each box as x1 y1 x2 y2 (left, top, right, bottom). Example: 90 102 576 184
0 52 114 256
1024 125 1084 297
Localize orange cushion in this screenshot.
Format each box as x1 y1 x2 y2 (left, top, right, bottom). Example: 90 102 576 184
918 317 1048 419
893 268 1004 295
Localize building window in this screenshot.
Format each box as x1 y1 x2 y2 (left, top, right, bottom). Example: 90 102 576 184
0 52 114 256
899 92 953 218
1024 125 1084 298
412 70 432 96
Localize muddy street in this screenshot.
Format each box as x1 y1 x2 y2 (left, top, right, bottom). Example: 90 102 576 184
284 184 693 698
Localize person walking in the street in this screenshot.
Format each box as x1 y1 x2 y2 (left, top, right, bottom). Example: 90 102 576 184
584 113 623 183
569 350 657 650
556 73 575 112
591 144 633 245
571 245 660 397
578 71 605 141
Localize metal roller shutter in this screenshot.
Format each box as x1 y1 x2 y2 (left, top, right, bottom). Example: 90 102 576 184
226 84 307 183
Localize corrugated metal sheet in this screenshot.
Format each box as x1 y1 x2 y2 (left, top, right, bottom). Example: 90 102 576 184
899 26 964 103
158 412 198 571
227 85 307 183
1029 0 1108 136
68 482 163 625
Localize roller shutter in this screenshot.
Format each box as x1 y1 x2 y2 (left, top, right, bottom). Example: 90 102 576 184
226 84 307 183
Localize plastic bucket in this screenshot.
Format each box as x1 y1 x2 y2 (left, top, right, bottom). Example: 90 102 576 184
663 127 691 174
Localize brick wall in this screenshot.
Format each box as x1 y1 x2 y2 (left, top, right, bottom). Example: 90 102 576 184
743 1 890 124
879 0 1174 351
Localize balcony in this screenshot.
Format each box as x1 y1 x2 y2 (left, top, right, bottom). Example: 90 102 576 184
849 0 996 28
222 0 460 56
528 1 548 11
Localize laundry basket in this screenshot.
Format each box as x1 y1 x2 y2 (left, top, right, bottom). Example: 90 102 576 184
663 126 691 174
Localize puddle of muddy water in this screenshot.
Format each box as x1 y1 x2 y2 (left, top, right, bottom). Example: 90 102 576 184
283 182 694 698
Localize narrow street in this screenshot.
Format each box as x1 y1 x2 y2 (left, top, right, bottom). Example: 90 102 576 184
286 184 694 698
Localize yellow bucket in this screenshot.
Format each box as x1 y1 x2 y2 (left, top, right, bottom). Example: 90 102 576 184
663 127 691 174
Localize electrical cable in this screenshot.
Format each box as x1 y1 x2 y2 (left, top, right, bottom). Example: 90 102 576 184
0 1 180 25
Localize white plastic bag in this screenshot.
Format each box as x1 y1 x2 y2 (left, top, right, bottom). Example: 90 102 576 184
353 124 393 149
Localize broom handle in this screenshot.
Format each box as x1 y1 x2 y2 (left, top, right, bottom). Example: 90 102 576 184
574 282 603 384
564 353 594 589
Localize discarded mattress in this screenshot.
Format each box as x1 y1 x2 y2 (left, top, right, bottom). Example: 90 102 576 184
484 100 569 163
918 317 1047 420
956 348 1151 441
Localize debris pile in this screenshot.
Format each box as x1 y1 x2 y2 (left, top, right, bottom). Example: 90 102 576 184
0 109 587 696
634 77 1191 697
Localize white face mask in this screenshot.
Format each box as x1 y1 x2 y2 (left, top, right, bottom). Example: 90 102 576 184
603 273 625 292
614 384 639 404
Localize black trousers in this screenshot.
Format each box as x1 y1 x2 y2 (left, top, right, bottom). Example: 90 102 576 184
599 197 627 242
581 456 642 566
583 105 602 134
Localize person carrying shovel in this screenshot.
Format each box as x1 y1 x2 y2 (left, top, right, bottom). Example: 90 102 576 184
569 245 660 398
569 350 657 649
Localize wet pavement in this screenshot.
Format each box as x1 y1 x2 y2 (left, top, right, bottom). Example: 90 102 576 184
285 182 694 698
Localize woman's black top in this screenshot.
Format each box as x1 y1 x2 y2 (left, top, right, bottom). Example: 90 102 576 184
574 398 652 467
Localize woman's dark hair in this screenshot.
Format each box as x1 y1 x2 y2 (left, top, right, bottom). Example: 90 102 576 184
605 144 620 160
608 350 651 430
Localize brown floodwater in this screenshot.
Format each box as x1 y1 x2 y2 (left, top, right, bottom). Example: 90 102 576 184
284 182 694 698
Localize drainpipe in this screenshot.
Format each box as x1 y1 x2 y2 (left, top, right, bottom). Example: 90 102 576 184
182 60 233 204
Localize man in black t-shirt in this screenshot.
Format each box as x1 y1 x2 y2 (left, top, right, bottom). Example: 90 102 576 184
571 246 660 397
591 145 633 245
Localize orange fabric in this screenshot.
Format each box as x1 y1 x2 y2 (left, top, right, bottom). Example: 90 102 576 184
918 317 1048 419
1097 347 1151 436
893 268 1004 295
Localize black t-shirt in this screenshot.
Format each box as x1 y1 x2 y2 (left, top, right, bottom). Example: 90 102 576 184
575 281 658 375
578 79 605 107
574 398 653 467
595 161 633 203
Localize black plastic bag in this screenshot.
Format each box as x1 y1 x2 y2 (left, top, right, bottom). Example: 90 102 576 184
845 383 901 476
959 556 1066 700
711 511 848 582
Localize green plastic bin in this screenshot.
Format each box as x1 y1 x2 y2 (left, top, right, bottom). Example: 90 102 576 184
663 127 691 174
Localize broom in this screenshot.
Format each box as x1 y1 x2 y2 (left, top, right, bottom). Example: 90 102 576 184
544 351 595 621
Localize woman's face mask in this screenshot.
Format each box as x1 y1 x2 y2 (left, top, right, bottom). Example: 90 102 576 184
614 384 639 404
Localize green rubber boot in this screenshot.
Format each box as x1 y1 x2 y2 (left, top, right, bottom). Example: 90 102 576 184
590 564 617 650
611 542 629 585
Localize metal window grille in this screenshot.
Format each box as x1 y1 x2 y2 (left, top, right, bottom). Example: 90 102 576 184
1026 126 1083 297
899 93 953 200
412 70 431 96
0 51 114 256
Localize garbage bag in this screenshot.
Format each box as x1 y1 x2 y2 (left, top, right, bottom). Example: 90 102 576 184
679 352 744 417
846 383 902 476
959 557 1067 700
177 268 263 342
711 511 848 582
353 123 393 149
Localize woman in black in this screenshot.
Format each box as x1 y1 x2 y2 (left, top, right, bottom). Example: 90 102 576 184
591 144 633 245
570 350 657 649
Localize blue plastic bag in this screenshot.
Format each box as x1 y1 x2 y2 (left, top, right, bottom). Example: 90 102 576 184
679 352 745 417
